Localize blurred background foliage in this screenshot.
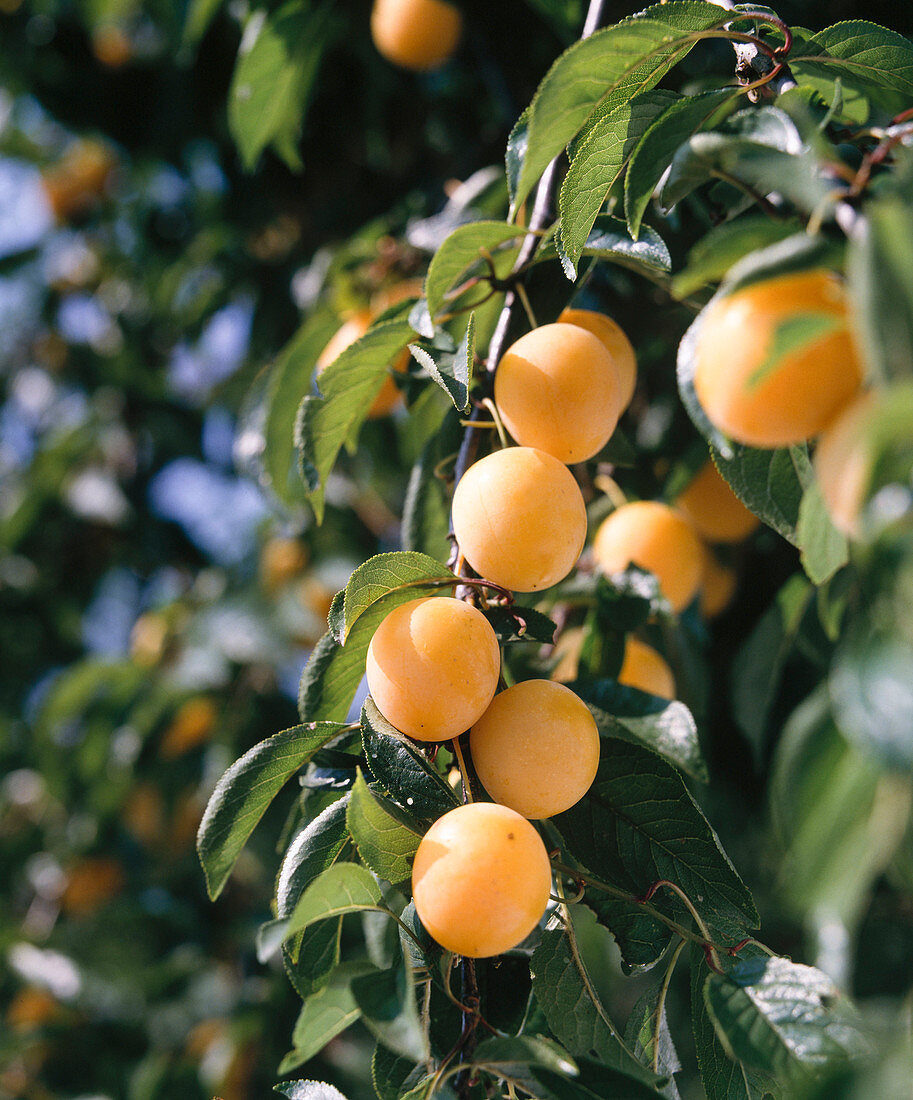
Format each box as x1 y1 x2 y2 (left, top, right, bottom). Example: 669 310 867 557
1 0 912 1097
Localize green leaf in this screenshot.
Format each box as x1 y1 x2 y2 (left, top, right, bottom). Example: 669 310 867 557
279 964 373 1073
572 680 707 783
847 196 913 385
731 574 814 766
624 976 681 1084
409 313 475 413
424 221 526 320
554 740 758 962
346 771 421 886
659 108 831 220
513 2 734 212
483 605 557 645
533 1058 667 1099
361 698 460 823
296 317 415 521
559 91 676 268
625 89 737 239
472 1035 578 1079
228 1 335 171
690 947 770 1100
276 797 350 994
797 479 849 585
671 216 801 300
791 21 913 97
197 721 349 899
351 950 429 1062
337 552 455 644
717 231 843 299
263 309 338 506
531 907 665 1085
577 216 671 277
371 1045 418 1100
506 107 531 209
710 443 805 546
770 689 911 927
703 956 869 1084
182 0 226 48
261 863 392 960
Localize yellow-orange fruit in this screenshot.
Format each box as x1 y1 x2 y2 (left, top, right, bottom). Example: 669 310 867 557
366 596 500 741
593 500 703 613
411 802 551 957
370 0 462 71
42 140 116 222
675 460 759 543
617 637 675 699
470 680 599 818
6 988 61 1032
260 536 308 592
159 697 218 759
452 447 587 592
813 390 877 539
60 858 125 916
130 611 169 667
700 547 738 618
494 323 622 463
122 783 166 848
316 309 409 418
92 25 132 67
693 269 863 448
558 308 637 411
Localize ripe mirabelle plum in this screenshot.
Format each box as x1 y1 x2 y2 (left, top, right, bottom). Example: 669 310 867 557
675 460 759 543
451 446 587 593
260 536 308 593
813 390 877 538
493 322 622 463
693 269 863 448
366 596 500 741
617 637 675 700
316 308 409 419
158 697 218 759
42 140 117 222
593 500 703 613
700 547 738 619
61 858 125 916
558 308 637 411
470 680 600 818
411 802 552 957
370 0 462 72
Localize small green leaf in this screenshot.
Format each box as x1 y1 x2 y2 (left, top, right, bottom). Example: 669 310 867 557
483 605 557 645
409 313 475 413
533 1058 667 1099
361 698 460 823
624 975 681 1082
337 552 456 644
703 956 869 1083
425 222 526 320
671 216 801 299
625 88 737 239
577 217 671 276
347 771 421 886
472 1035 579 1078
506 107 531 209
791 20 913 97
278 964 373 1073
197 721 350 899
182 0 226 48
297 317 415 521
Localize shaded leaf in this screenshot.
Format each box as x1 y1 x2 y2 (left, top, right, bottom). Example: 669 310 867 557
409 313 475 413
671 216 801 299
791 20 913 97
351 950 429 1062
797 480 848 585
346 771 421 886
361 698 459 823
533 1058 667 1099
483 605 557 645
278 963 374 1073
624 975 682 1087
